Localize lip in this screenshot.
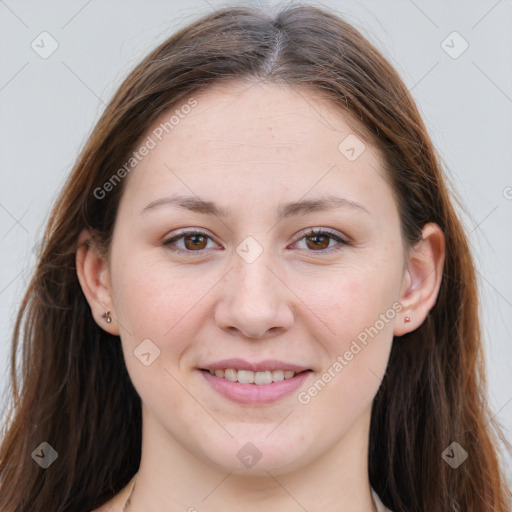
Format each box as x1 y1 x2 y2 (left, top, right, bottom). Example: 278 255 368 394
200 358 310 373
199 368 312 405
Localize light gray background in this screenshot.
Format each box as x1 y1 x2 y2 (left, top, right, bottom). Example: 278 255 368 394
1 0 511 482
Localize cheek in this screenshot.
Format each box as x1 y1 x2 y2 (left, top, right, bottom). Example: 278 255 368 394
109 257 204 411
300 259 401 349
110 252 221 367
297 284 395 437
298 254 401 403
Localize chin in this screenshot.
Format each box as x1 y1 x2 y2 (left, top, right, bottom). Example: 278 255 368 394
199 436 313 476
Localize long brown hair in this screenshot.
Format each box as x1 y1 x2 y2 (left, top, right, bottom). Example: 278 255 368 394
1 5 509 511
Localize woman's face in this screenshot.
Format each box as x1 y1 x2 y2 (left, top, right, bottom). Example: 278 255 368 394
106 81 407 474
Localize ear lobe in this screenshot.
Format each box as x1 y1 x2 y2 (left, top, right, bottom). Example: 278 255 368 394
76 229 119 335
394 222 445 336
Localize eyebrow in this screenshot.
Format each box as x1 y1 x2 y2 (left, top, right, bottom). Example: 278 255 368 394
140 194 370 220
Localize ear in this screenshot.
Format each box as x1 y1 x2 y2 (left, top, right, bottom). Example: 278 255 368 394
76 229 119 335
394 222 445 336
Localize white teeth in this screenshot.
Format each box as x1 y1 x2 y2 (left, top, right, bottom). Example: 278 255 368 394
237 370 254 384
254 370 273 385
272 370 284 381
224 369 237 382
207 368 299 384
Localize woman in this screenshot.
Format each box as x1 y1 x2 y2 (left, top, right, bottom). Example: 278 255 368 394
0 4 509 512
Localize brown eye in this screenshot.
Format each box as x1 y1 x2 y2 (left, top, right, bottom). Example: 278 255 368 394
183 234 208 250
163 230 217 253
305 233 331 250
293 228 348 253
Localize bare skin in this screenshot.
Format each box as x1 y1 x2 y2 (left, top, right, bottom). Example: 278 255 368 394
80 81 445 512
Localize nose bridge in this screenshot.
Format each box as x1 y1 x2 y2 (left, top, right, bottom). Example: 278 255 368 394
232 231 274 284
232 242 280 310
215 237 293 338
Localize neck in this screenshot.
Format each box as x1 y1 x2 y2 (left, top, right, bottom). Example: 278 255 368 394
125 406 377 512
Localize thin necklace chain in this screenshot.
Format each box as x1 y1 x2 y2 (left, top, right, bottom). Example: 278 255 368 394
122 473 378 512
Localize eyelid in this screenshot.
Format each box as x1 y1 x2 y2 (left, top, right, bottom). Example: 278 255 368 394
292 227 348 244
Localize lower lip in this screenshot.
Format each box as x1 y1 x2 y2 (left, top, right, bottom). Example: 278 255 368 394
200 370 312 405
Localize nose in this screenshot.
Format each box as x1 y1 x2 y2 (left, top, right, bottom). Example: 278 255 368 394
214 251 294 340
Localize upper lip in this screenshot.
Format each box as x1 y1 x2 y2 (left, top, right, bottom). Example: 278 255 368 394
200 359 311 373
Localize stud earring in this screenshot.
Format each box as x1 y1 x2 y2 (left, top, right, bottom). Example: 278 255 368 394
102 311 112 324
404 315 411 323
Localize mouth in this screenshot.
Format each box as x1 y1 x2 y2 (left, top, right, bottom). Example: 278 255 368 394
198 363 313 405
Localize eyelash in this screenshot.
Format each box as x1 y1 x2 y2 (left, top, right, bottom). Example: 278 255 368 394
162 228 348 255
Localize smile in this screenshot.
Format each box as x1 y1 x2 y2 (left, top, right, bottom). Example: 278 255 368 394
199 368 312 405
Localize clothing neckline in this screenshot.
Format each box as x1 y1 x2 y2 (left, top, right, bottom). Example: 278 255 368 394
371 487 392 512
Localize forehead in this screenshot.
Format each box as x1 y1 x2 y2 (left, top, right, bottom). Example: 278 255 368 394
168 80 374 157
119 81 394 220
